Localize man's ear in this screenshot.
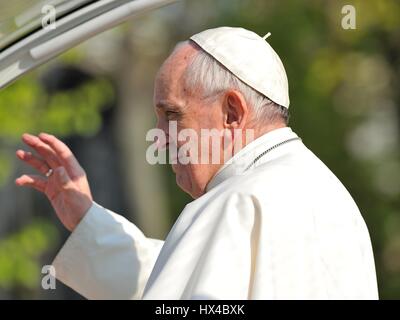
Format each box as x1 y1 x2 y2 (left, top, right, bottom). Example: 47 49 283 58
223 90 249 129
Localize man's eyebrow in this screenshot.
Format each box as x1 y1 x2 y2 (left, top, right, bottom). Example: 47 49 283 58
156 101 183 110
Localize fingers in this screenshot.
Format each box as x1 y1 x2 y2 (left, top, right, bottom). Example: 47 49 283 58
16 149 51 175
15 174 47 193
38 133 84 178
46 167 73 202
22 134 61 169
15 167 73 199
19 132 85 180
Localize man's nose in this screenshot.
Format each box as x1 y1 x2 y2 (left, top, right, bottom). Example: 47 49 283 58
155 134 168 151
156 118 168 132
155 125 168 151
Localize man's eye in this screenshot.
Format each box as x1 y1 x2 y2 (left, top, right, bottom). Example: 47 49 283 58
165 111 179 119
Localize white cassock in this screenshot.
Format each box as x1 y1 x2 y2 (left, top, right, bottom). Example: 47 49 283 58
52 127 379 299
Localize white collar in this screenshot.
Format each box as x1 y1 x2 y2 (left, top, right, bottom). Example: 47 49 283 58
206 127 301 192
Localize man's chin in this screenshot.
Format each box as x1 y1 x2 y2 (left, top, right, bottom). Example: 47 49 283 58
175 173 190 194
175 173 201 199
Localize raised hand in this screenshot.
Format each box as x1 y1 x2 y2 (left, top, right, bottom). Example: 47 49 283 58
15 133 93 231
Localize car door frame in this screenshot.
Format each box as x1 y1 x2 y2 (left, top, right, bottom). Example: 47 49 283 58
0 0 179 89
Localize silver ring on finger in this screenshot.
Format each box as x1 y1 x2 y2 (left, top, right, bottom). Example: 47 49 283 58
45 168 53 177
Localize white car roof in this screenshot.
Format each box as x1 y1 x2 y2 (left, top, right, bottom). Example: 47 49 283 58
0 0 179 89
0 0 95 51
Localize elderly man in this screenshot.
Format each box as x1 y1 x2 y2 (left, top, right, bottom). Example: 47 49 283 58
16 27 378 299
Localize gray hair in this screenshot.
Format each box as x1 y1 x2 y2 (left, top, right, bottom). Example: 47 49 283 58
179 40 289 126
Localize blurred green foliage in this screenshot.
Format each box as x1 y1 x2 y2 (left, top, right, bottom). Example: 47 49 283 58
0 219 58 293
0 74 113 139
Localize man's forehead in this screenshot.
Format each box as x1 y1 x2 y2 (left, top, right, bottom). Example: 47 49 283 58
154 42 198 106
154 77 191 111
154 60 184 95
168 41 198 65
157 42 198 80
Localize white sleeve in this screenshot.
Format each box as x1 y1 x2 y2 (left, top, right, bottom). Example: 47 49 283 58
52 201 164 300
